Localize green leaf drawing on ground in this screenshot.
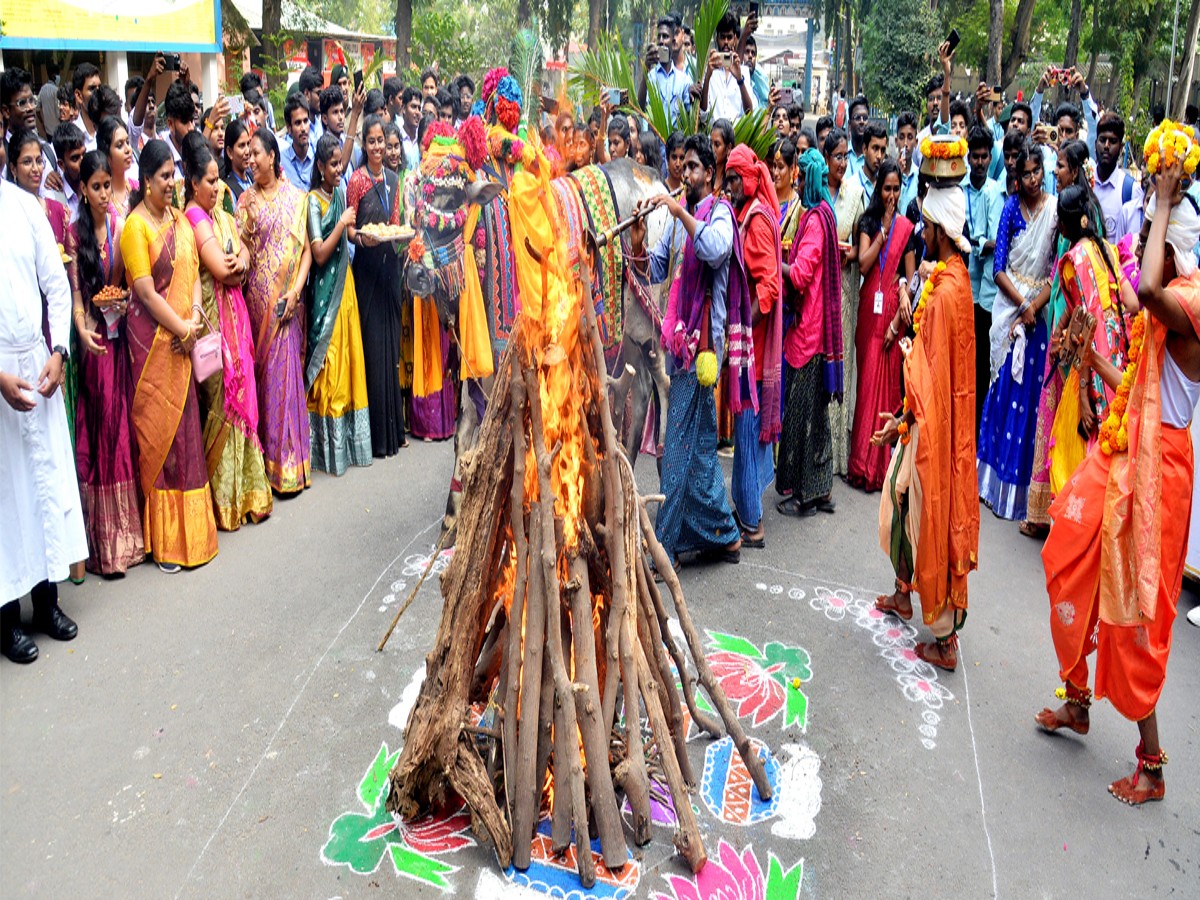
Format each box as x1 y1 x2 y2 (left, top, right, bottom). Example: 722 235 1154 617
706 630 766 660
389 845 457 890
323 804 398 875
763 642 812 682
786 685 809 732
359 742 401 812
766 852 805 900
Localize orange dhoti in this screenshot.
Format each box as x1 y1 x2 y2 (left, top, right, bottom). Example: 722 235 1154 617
1042 424 1193 721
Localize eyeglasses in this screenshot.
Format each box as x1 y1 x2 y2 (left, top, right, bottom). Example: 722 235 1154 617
14 97 37 110
1020 169 1042 182
852 113 869 122
831 153 848 162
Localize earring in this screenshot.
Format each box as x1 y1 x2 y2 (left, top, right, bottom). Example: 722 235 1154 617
1080 215 1089 231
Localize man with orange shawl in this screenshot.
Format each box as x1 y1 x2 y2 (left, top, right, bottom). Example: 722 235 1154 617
871 182 979 671
1036 151 1200 806
725 144 783 547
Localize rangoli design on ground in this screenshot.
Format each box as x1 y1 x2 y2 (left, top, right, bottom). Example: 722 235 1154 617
704 630 812 731
651 839 804 900
755 580 954 749
700 736 781 825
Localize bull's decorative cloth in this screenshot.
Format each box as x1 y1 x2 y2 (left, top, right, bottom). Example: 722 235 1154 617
481 195 520 347
571 165 624 353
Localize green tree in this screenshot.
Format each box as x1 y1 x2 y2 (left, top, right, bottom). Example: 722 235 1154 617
860 0 938 113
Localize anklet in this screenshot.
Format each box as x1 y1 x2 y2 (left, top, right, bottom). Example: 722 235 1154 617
1054 684 1092 708
1133 740 1168 785
895 578 912 594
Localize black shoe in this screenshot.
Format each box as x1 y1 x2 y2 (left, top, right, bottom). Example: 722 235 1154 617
32 604 78 642
1 625 39 663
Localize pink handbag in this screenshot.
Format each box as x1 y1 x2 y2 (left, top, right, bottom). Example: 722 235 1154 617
190 307 223 383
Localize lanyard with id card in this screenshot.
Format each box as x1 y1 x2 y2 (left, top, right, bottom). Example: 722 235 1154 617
874 221 896 316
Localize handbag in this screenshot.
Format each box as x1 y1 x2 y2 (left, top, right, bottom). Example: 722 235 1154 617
190 306 223 383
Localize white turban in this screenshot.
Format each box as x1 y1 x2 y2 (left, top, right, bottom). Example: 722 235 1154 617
922 185 973 254
1145 191 1200 277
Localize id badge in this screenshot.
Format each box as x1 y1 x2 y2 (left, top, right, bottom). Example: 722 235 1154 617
873 290 884 315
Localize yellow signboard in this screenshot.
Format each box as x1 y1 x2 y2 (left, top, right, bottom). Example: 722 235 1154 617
0 0 221 53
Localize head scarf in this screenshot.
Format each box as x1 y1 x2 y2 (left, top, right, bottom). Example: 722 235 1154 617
727 144 781 221
797 148 831 210
922 185 973 254
331 65 348 85
1145 191 1200 277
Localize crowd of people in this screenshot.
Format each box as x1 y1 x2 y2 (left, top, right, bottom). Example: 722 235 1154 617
3 11 1199 806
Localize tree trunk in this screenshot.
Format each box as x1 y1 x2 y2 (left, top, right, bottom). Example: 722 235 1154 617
1001 0 1038 88
1130 1 1167 121
587 0 604 52
395 0 413 75
1085 0 1100 90
263 0 282 71
987 0 1004 86
843 10 854 97
1063 0 1083 70
1172 0 1200 120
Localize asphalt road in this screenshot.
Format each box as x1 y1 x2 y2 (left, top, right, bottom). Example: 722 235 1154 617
2 438 1197 898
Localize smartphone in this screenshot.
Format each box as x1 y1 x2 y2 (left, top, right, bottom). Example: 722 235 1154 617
778 87 794 106
658 45 671 65
224 239 234 255
226 94 245 117
605 87 623 106
945 29 960 55
749 2 759 15
275 297 288 318
353 69 364 93
990 85 1003 103
162 52 181 71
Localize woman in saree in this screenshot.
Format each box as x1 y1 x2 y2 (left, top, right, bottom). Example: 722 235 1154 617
238 128 313 494
182 133 273 529
348 115 409 454
1024 141 1101 535
773 139 803 251
97 115 137 218
823 127 865 478
67 151 144 575
306 133 373 473
9 128 86 582
1042 184 1138 495
711 118 737 451
120 139 218 572
977 141 1058 521
848 159 916 491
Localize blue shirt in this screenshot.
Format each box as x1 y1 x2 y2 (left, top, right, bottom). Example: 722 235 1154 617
899 168 919 219
964 176 1005 312
648 199 735 368
282 141 314 192
648 63 693 128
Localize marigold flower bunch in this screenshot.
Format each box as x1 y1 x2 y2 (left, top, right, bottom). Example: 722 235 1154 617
1143 120 1200 176
919 136 968 161
1099 311 1146 455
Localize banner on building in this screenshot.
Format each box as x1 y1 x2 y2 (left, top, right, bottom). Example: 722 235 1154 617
0 0 221 52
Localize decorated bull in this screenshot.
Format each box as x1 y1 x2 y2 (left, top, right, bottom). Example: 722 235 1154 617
404 74 674 544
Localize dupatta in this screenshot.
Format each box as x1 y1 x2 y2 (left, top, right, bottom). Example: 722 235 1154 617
305 187 350 389
990 198 1057 374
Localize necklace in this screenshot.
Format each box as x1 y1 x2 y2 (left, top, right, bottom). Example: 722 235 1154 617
1020 193 1045 223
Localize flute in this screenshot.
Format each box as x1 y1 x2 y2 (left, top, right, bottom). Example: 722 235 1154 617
595 186 686 248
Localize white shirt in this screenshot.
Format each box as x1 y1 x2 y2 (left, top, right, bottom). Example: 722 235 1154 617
0 181 89 599
1093 167 1142 243
706 66 755 124
73 113 98 152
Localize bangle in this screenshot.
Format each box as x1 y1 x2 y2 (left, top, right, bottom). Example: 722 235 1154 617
899 277 908 290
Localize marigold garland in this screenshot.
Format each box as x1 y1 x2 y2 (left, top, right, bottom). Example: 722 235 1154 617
1143 119 1200 176
898 261 947 444
919 136 969 161
1098 310 1146 455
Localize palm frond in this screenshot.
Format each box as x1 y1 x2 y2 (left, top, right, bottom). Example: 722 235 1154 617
643 81 672 143
510 28 544 130
692 0 729 79
567 33 637 108
732 107 777 159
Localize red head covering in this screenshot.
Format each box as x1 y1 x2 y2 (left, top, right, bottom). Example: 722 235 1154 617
726 144 781 221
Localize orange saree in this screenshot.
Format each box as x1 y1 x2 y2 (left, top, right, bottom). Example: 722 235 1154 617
879 256 979 635
1042 271 1200 720
122 209 218 568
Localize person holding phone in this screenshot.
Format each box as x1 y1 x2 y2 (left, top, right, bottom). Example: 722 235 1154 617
237 129 313 495
699 11 756 124
640 16 691 127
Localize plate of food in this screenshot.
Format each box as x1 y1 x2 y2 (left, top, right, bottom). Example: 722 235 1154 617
94 284 130 308
359 223 415 244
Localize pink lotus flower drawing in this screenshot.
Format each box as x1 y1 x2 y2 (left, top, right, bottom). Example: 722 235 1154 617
655 839 764 900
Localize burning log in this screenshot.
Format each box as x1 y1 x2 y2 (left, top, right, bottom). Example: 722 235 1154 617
387 190 772 879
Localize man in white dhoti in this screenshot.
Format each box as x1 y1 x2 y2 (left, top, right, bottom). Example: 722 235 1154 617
0 173 88 664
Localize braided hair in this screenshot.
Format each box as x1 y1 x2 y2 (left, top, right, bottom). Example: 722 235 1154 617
75 150 111 299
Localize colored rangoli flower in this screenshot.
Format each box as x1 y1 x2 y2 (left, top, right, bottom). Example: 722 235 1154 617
652 840 804 900
704 631 812 730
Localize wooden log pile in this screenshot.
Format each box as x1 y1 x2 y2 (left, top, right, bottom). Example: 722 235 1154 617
387 238 772 884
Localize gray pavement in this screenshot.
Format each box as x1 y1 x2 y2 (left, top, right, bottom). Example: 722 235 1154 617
2 439 1197 898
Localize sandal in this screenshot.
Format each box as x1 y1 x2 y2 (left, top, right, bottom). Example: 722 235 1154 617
1019 520 1049 539
875 580 914 621
740 528 766 549
776 497 817 518
814 495 836 514
914 634 958 672
1034 684 1090 735
1109 741 1167 805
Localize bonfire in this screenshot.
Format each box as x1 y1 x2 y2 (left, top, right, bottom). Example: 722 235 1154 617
387 167 771 885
